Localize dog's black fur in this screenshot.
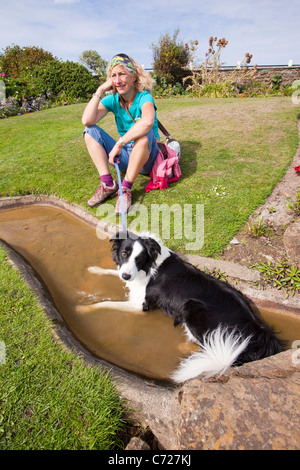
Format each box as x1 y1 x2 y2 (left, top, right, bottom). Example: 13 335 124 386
110 231 285 381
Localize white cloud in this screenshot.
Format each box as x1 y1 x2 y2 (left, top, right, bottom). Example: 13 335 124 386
54 0 80 4
0 0 299 67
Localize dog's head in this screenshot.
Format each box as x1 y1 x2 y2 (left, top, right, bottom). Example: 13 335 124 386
110 231 161 281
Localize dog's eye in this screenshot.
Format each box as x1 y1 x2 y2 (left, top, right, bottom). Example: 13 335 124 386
135 255 144 264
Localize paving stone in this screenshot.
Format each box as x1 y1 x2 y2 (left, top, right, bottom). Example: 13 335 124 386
181 253 260 282
178 350 300 450
125 437 151 450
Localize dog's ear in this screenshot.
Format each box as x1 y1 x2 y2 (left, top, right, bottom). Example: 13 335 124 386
142 237 161 261
109 230 128 243
109 232 126 261
109 231 127 265
109 230 139 244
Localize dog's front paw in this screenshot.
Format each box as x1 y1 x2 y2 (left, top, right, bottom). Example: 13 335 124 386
76 304 93 314
88 266 118 276
88 266 104 274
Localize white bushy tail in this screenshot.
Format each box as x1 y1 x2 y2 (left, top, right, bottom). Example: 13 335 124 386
171 325 252 383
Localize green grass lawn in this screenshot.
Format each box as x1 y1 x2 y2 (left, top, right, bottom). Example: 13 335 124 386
0 248 127 450
0 96 299 449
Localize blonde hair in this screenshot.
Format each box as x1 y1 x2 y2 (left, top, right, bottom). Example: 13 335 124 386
107 55 155 94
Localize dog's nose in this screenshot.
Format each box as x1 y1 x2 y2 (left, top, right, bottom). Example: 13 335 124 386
122 273 131 281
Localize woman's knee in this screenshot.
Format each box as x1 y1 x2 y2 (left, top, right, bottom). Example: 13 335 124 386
83 126 116 155
132 135 150 151
83 125 102 141
83 129 101 151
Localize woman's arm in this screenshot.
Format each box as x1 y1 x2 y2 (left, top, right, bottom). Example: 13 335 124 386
122 101 155 143
82 79 114 127
108 101 155 165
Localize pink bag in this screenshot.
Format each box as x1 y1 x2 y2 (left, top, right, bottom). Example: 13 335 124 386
145 144 181 192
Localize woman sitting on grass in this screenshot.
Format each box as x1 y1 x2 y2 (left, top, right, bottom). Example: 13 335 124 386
82 53 160 214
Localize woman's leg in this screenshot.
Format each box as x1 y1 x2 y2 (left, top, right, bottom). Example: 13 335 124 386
117 129 159 183
123 135 150 183
83 125 117 178
115 132 158 215
83 126 118 207
84 133 110 177
115 136 150 215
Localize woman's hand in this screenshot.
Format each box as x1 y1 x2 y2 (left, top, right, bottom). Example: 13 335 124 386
97 78 116 96
82 80 113 126
108 140 122 166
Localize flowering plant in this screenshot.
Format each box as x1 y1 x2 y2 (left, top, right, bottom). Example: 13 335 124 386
183 36 257 98
295 165 300 173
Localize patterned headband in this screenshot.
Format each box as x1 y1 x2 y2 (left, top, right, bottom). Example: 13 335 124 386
109 54 136 72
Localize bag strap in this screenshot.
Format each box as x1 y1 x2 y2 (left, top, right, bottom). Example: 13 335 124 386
119 96 172 139
157 121 171 139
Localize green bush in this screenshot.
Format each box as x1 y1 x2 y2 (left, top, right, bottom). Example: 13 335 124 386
2 76 31 100
152 74 185 97
0 44 56 79
271 74 283 90
31 60 96 100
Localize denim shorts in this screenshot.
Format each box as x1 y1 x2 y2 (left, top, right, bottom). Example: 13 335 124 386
83 125 159 175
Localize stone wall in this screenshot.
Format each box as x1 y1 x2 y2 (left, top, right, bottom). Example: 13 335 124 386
218 65 300 86
148 65 300 88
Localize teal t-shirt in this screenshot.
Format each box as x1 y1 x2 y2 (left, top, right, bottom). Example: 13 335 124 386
101 90 160 140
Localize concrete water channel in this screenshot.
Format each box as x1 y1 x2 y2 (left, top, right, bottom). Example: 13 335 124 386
1 195 300 449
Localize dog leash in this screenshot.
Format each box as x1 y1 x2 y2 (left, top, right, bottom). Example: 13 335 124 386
114 159 127 232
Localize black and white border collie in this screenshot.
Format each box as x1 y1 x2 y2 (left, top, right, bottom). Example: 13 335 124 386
78 231 285 383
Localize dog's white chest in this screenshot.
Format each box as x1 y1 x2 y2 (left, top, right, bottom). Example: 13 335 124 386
127 272 149 309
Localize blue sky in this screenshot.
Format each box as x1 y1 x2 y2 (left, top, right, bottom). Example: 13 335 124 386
0 0 299 69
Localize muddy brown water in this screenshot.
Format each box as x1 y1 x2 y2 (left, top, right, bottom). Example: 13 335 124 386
1 204 300 382
0 205 199 381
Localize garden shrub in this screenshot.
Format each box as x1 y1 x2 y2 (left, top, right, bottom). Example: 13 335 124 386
0 44 56 79
3 76 32 100
0 97 21 118
271 74 283 90
0 44 98 118
152 74 186 97
0 59 96 117
151 29 190 86
0 94 54 118
31 60 96 101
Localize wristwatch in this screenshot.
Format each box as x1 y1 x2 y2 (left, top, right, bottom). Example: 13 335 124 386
119 137 125 147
